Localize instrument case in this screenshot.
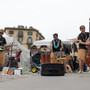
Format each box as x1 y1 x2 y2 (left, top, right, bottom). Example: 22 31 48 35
41 64 65 76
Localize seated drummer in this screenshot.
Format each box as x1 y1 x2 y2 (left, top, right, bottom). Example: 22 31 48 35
0 29 7 47
50 33 68 73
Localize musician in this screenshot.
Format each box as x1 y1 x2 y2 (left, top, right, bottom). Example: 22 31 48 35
77 25 89 73
51 33 68 73
0 30 7 69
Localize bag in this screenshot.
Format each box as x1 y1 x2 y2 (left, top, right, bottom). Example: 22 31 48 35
22 67 29 75
14 70 21 75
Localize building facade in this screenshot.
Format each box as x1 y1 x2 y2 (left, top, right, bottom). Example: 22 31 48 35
5 26 45 49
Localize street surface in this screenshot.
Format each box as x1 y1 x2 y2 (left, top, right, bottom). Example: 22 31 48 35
0 73 90 90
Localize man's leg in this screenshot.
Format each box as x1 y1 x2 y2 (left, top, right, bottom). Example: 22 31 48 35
78 60 83 73
63 61 68 73
79 60 82 73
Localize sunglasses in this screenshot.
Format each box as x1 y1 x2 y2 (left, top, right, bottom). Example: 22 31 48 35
80 28 85 30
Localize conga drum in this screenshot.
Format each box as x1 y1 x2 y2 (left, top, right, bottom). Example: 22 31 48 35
41 52 50 64
50 52 56 63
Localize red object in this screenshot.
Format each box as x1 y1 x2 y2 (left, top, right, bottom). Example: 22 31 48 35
14 56 20 59
8 69 14 75
8 69 22 75
85 47 90 67
85 19 90 67
41 54 50 64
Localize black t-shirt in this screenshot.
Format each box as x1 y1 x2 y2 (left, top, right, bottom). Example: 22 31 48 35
52 39 61 52
78 32 89 49
0 37 7 46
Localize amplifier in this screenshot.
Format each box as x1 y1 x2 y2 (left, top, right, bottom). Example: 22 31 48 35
41 64 65 76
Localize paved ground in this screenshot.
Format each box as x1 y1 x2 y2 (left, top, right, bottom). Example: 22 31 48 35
0 73 90 90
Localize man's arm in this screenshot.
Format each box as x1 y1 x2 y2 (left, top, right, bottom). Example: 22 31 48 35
50 42 53 52
79 41 90 46
60 40 63 51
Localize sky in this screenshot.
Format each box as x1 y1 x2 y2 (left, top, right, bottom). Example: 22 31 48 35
0 0 90 41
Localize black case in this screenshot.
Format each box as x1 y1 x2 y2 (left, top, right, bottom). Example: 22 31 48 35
41 64 65 76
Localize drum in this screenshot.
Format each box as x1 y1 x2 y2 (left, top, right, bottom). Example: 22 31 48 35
50 52 66 64
41 53 50 64
0 51 5 67
50 52 56 63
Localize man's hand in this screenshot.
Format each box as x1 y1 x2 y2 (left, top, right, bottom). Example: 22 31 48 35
79 41 90 46
60 48 63 51
87 42 90 45
79 40 83 44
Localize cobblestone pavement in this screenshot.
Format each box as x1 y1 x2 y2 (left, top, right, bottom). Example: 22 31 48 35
0 72 90 90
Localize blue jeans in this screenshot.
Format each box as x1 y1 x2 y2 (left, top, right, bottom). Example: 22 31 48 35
83 62 87 71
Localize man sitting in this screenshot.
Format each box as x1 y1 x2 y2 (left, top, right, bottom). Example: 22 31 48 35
50 33 68 73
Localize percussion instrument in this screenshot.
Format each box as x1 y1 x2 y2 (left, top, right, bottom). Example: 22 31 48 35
50 52 72 64
40 46 51 64
41 52 50 64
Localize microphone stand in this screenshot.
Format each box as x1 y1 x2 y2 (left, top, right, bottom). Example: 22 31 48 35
9 43 13 69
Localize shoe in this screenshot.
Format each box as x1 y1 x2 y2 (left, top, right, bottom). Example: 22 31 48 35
83 70 88 72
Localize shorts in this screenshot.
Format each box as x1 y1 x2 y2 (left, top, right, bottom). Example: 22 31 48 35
77 49 87 62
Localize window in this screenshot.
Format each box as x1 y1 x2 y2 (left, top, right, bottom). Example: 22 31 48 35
28 32 33 35
18 31 23 37
27 37 32 44
39 37 42 40
9 31 14 34
36 33 38 37
18 37 23 42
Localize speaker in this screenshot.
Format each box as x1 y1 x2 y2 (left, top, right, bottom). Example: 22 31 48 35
41 64 65 76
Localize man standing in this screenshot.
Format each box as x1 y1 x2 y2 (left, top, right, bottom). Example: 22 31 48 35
50 33 68 73
78 25 89 73
0 30 7 70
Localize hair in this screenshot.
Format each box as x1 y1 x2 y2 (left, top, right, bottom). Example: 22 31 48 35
0 29 4 34
53 33 58 37
80 25 85 30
